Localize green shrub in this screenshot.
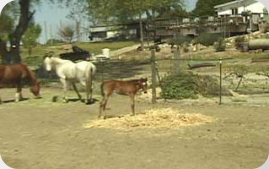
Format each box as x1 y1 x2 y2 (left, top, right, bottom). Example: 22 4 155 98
195 33 222 46
161 72 199 100
214 38 226 52
161 72 224 100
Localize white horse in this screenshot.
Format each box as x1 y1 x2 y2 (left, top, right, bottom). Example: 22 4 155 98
44 56 96 104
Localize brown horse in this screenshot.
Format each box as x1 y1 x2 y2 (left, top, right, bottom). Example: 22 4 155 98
99 78 148 119
0 64 41 104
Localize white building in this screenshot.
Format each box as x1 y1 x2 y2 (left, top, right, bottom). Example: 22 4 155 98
214 0 267 16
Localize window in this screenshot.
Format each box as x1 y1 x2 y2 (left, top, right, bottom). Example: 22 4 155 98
232 8 238 15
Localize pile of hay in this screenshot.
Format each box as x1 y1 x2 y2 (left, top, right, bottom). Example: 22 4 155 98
84 108 216 130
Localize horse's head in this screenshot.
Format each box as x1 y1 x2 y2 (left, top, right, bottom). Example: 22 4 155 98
30 81 41 98
43 52 54 72
139 78 148 94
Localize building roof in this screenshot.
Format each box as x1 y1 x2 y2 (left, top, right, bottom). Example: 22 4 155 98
214 0 256 9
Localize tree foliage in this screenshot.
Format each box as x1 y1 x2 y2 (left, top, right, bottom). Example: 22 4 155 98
22 23 42 46
58 24 75 43
22 22 42 56
87 0 186 24
192 0 234 16
66 0 88 41
0 1 21 41
0 0 72 64
0 0 37 63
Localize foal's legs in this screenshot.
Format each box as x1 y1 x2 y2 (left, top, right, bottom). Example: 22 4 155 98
0 95 2 104
99 95 109 119
99 99 103 118
130 94 135 116
72 83 82 100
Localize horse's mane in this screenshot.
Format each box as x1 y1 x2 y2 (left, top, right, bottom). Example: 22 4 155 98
21 64 39 85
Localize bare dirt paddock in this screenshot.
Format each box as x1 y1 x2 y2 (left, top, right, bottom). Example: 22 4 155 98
0 87 269 169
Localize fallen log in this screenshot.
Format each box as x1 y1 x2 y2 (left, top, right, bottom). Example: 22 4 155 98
251 56 269 63
188 63 216 69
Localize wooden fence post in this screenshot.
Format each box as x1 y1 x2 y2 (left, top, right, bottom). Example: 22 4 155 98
173 45 180 75
151 49 157 104
219 58 222 105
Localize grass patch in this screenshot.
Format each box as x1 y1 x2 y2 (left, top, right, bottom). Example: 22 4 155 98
20 41 138 66
73 41 138 55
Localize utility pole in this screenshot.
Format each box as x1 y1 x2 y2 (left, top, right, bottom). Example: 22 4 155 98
44 21 48 44
50 24 53 45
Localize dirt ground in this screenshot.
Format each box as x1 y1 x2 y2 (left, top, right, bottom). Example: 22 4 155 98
0 87 269 169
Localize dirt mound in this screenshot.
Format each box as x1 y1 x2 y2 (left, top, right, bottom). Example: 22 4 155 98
84 108 216 130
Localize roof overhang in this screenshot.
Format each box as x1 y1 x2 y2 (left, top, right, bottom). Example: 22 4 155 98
214 0 258 9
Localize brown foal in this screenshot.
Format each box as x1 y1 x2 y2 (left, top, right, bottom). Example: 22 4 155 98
99 78 148 119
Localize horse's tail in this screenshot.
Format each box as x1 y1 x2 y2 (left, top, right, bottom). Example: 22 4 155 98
86 62 96 78
85 63 96 99
85 63 96 85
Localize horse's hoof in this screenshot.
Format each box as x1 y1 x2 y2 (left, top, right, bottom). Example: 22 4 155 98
85 100 92 105
63 98 69 103
52 96 58 102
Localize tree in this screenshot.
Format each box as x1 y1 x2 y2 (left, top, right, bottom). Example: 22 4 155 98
58 24 75 43
87 0 185 49
0 0 70 64
0 0 35 64
88 0 185 23
66 0 88 42
0 3 17 42
22 22 42 57
192 0 234 16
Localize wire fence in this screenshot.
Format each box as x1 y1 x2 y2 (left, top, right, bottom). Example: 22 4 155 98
35 48 269 105
93 49 269 104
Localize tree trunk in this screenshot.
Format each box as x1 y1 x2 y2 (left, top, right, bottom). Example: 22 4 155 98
0 0 35 64
0 38 8 64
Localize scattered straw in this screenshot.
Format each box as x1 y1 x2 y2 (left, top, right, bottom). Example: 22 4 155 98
84 108 216 130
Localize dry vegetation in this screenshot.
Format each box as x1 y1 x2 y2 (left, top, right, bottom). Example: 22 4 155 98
84 108 216 130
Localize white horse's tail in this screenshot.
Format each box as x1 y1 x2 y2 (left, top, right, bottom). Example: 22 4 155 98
85 63 96 102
